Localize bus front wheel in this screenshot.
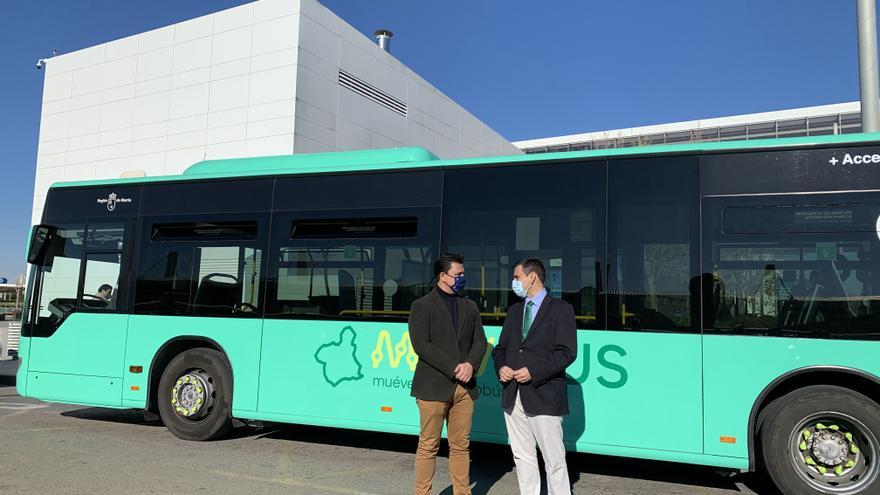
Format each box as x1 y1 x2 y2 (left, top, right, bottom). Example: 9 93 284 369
761 385 880 495
157 348 233 441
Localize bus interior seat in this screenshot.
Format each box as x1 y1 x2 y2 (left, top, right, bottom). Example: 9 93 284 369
193 273 241 315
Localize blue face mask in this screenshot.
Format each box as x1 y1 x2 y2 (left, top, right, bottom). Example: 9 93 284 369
512 276 533 299
451 274 466 293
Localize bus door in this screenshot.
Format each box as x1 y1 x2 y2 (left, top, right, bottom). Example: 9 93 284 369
24 221 130 406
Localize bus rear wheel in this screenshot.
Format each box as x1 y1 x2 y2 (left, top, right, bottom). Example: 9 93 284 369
761 385 880 495
157 348 233 441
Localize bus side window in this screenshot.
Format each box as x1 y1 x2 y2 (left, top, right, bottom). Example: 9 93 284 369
133 219 265 317
23 224 85 336
191 246 262 316
443 162 606 329
268 215 437 320
703 199 880 338
78 222 125 312
80 253 122 311
607 157 700 333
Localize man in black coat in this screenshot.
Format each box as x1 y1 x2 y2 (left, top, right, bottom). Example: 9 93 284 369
409 253 487 495
493 257 577 495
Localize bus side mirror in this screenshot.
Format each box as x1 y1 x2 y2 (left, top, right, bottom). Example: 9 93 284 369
27 225 57 266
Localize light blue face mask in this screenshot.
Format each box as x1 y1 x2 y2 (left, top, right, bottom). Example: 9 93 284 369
511 276 532 299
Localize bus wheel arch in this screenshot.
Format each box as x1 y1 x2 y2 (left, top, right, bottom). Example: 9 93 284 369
749 366 880 472
146 337 234 424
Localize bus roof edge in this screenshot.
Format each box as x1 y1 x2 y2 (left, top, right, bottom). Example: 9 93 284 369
181 147 439 177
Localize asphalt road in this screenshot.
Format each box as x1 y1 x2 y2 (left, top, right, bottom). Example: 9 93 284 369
0 359 777 494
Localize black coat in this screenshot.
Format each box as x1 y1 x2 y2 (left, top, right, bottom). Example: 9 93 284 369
409 289 488 401
492 294 578 416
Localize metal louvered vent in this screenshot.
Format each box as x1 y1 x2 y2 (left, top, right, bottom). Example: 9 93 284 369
338 69 407 117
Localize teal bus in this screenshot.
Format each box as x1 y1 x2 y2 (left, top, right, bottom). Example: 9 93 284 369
18 133 880 494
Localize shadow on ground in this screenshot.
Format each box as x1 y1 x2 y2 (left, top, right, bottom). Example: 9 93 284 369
258 423 780 494
55 403 780 494
61 407 166 428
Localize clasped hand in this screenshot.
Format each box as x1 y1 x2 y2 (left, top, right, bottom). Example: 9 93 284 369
454 362 474 383
498 366 531 383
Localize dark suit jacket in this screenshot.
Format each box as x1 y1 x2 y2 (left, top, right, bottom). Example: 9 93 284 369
492 294 577 416
409 288 488 401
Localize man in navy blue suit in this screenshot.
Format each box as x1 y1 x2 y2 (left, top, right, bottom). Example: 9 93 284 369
493 257 577 495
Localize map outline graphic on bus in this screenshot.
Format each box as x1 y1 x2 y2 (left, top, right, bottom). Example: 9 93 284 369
314 326 365 387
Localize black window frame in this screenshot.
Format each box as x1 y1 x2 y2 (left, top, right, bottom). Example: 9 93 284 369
265 206 441 322
22 217 133 337
441 159 608 330
133 213 270 318
76 220 129 314
606 155 702 334
266 169 443 322
702 191 880 340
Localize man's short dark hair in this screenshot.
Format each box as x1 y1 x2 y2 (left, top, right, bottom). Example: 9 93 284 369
434 253 465 277
515 257 546 283
98 284 112 293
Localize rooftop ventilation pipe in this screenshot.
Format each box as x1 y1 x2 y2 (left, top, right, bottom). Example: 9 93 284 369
375 29 393 53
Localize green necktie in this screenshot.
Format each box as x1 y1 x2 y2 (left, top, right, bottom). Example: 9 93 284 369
522 300 534 339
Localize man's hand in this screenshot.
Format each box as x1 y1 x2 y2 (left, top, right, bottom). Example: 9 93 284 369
513 367 531 383
454 362 474 383
498 366 515 383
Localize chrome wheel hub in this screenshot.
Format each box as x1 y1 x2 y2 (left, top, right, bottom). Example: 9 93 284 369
170 370 214 420
811 429 849 466
789 414 878 494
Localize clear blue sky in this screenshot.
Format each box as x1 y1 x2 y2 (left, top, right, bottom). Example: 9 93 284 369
0 0 868 279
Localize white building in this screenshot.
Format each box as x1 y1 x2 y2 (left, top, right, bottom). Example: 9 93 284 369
32 0 520 223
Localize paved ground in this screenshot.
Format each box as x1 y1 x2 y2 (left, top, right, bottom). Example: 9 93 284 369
0 359 777 494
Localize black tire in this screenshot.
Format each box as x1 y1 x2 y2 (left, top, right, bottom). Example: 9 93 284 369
157 348 233 441
760 385 880 495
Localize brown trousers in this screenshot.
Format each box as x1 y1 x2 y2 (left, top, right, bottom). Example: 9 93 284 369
414 384 475 495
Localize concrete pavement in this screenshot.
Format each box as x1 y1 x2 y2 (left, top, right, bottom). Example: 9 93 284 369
0 360 775 494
